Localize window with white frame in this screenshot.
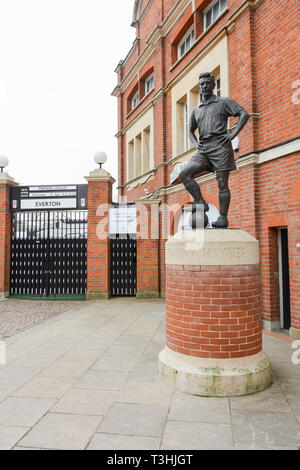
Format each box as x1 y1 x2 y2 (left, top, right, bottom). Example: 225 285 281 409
131 91 139 110
178 26 195 59
145 74 154 95
127 125 152 181
213 74 221 96
204 0 227 31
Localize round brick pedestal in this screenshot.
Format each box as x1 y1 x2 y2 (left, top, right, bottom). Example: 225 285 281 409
159 229 272 396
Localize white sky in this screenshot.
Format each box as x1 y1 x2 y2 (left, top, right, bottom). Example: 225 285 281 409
0 0 136 194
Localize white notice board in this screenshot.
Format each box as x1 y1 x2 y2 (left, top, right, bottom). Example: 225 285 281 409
109 206 137 234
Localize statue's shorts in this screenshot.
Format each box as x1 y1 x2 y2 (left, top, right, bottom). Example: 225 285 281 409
189 136 236 173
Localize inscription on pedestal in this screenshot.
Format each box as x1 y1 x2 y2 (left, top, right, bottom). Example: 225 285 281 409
166 230 259 266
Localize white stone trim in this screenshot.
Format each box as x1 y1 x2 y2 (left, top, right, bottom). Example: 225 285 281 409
84 169 115 184
126 170 156 189
236 153 259 169
262 319 281 332
0 172 18 186
258 138 300 165
166 229 260 266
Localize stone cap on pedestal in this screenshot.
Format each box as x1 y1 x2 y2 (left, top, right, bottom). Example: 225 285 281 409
135 198 161 205
166 229 259 266
0 172 18 187
84 168 115 184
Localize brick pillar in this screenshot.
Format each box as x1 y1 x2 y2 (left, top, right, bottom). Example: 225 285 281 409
136 199 161 299
0 173 18 300
85 169 115 300
159 229 272 396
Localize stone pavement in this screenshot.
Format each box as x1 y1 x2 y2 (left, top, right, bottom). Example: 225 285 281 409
0 299 86 341
0 298 299 450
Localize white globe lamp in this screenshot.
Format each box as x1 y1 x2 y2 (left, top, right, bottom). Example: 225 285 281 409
0 155 8 173
94 151 107 169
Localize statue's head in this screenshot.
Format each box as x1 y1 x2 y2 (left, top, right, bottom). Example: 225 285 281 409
198 72 215 99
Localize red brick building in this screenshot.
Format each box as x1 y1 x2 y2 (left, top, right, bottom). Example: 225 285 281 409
112 0 300 338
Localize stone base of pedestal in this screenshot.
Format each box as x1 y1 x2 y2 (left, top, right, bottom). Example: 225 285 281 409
159 346 272 397
290 327 300 340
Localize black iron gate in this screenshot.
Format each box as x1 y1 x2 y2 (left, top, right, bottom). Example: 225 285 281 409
110 235 137 297
10 210 87 297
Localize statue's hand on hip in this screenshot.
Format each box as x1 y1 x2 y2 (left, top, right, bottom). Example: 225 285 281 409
196 142 207 152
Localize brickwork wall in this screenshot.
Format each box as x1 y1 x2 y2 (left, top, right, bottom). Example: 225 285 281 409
136 201 160 297
166 263 262 359
257 153 300 329
115 0 300 329
254 0 299 149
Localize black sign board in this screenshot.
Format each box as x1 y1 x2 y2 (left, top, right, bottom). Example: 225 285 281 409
10 184 88 211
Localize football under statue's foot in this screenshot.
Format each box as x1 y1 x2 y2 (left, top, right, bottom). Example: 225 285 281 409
212 215 228 228
192 200 209 213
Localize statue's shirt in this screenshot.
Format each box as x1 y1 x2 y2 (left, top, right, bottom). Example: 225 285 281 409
189 95 246 141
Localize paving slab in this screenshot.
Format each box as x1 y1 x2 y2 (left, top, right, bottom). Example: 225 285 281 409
4 348 35 365
87 433 161 450
231 409 300 449
38 360 92 379
14 446 46 450
18 413 102 450
0 366 42 386
11 351 61 369
272 360 300 379
103 343 147 357
49 334 91 345
51 389 118 416
76 338 113 351
169 392 230 424
0 425 29 450
59 348 104 364
289 401 300 422
229 383 291 412
161 421 233 450
12 376 76 399
116 381 173 406
114 335 150 346
279 379 300 401
129 362 160 383
0 397 56 427
98 403 169 438
92 355 140 372
0 384 22 402
73 370 130 391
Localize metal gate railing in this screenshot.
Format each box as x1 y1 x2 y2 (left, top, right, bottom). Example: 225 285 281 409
110 235 137 297
10 210 87 296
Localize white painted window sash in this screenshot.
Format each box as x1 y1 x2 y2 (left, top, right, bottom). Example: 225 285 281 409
204 0 227 31
145 74 154 95
178 26 195 59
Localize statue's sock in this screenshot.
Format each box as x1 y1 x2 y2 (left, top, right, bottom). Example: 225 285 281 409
183 179 207 205
219 189 231 217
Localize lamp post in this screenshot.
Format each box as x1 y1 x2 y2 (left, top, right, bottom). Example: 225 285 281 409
94 151 107 169
0 155 8 173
